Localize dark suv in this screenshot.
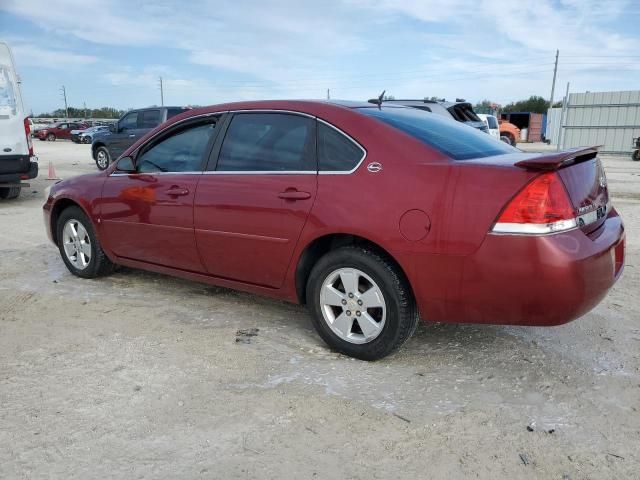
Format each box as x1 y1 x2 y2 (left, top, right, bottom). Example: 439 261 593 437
369 99 488 133
91 106 190 170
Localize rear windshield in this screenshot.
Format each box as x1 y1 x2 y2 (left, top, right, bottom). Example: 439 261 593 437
358 107 517 160
0 65 17 117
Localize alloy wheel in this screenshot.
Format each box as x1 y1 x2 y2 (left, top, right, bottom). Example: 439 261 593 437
319 267 386 344
62 219 92 270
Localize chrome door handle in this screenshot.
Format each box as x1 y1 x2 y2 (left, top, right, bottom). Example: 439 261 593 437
128 134 136 138
166 187 190 196
278 190 311 200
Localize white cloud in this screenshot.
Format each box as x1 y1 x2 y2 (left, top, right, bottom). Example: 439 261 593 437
11 43 97 68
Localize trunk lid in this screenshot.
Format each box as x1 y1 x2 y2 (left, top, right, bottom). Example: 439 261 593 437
466 146 610 235
514 147 609 234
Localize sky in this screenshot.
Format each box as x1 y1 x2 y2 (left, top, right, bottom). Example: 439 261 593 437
1 0 639 115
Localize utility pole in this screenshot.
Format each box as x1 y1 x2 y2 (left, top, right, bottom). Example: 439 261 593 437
549 49 559 109
557 81 570 151
83 101 87 120
327 88 330 100
158 76 164 106
60 85 69 120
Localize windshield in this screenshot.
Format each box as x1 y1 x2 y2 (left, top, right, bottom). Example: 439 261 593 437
0 65 17 116
359 106 517 160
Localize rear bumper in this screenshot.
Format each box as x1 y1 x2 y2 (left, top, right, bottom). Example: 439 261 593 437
0 159 38 184
410 209 625 326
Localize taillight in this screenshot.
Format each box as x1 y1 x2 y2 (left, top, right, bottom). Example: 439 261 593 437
492 172 577 234
24 117 34 157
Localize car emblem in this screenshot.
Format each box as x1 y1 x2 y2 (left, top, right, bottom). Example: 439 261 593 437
367 162 383 173
599 174 607 188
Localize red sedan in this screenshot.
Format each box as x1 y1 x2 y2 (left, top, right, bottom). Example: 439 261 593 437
37 121 88 141
43 101 625 360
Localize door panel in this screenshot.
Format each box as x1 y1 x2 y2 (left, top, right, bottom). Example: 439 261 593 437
99 173 204 272
194 174 316 287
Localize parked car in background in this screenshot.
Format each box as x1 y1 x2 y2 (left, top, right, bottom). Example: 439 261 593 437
29 118 48 137
499 120 520 146
74 125 110 144
37 121 88 141
0 42 37 200
371 98 488 133
477 114 500 139
44 100 625 360
91 106 190 170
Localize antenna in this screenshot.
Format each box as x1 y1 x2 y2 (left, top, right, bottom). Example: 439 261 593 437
377 90 385 109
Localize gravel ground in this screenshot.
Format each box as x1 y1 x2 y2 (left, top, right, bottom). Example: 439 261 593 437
1 140 638 479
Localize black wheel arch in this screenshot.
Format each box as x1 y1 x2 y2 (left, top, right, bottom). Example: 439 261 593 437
294 233 412 305
92 142 107 159
50 198 93 246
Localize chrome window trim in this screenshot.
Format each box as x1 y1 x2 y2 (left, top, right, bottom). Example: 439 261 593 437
316 118 367 175
113 109 368 176
203 171 316 175
110 171 203 176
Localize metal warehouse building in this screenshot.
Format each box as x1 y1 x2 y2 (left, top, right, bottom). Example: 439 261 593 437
549 90 640 155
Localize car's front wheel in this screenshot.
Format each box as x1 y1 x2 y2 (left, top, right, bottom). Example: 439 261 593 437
56 206 115 278
306 246 418 360
82 136 91 144
95 147 111 170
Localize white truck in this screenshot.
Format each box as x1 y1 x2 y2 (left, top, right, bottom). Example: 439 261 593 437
0 42 37 199
477 113 500 140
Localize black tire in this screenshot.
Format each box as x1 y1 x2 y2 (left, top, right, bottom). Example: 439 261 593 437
47 133 56 141
0 186 20 199
306 246 418 361
633 150 640 161
82 136 91 144
500 135 513 146
56 206 115 279
95 146 111 170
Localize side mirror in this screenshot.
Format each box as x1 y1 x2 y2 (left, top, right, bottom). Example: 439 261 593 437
109 124 117 133
116 156 136 173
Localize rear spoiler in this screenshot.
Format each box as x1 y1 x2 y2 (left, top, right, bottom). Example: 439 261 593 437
514 146 601 171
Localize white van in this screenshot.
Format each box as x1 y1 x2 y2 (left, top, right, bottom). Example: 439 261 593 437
477 114 500 140
0 42 37 199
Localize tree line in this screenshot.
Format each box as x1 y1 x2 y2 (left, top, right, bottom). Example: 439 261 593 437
33 106 126 119
475 96 563 114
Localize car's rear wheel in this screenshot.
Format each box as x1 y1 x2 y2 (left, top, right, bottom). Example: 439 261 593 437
47 133 56 141
306 246 418 360
0 186 20 199
633 150 640 161
56 206 115 278
95 147 111 170
500 135 513 146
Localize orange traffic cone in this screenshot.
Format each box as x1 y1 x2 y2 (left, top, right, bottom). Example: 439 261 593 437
47 160 60 180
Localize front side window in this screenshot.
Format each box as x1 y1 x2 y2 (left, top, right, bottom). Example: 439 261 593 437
119 112 138 131
139 110 161 129
137 122 217 173
216 113 315 172
317 122 364 172
359 107 516 160
487 116 498 129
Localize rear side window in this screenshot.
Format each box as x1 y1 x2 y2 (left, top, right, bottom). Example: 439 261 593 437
167 108 188 119
359 107 516 160
217 113 315 172
139 110 161 129
137 122 217 173
317 122 364 172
